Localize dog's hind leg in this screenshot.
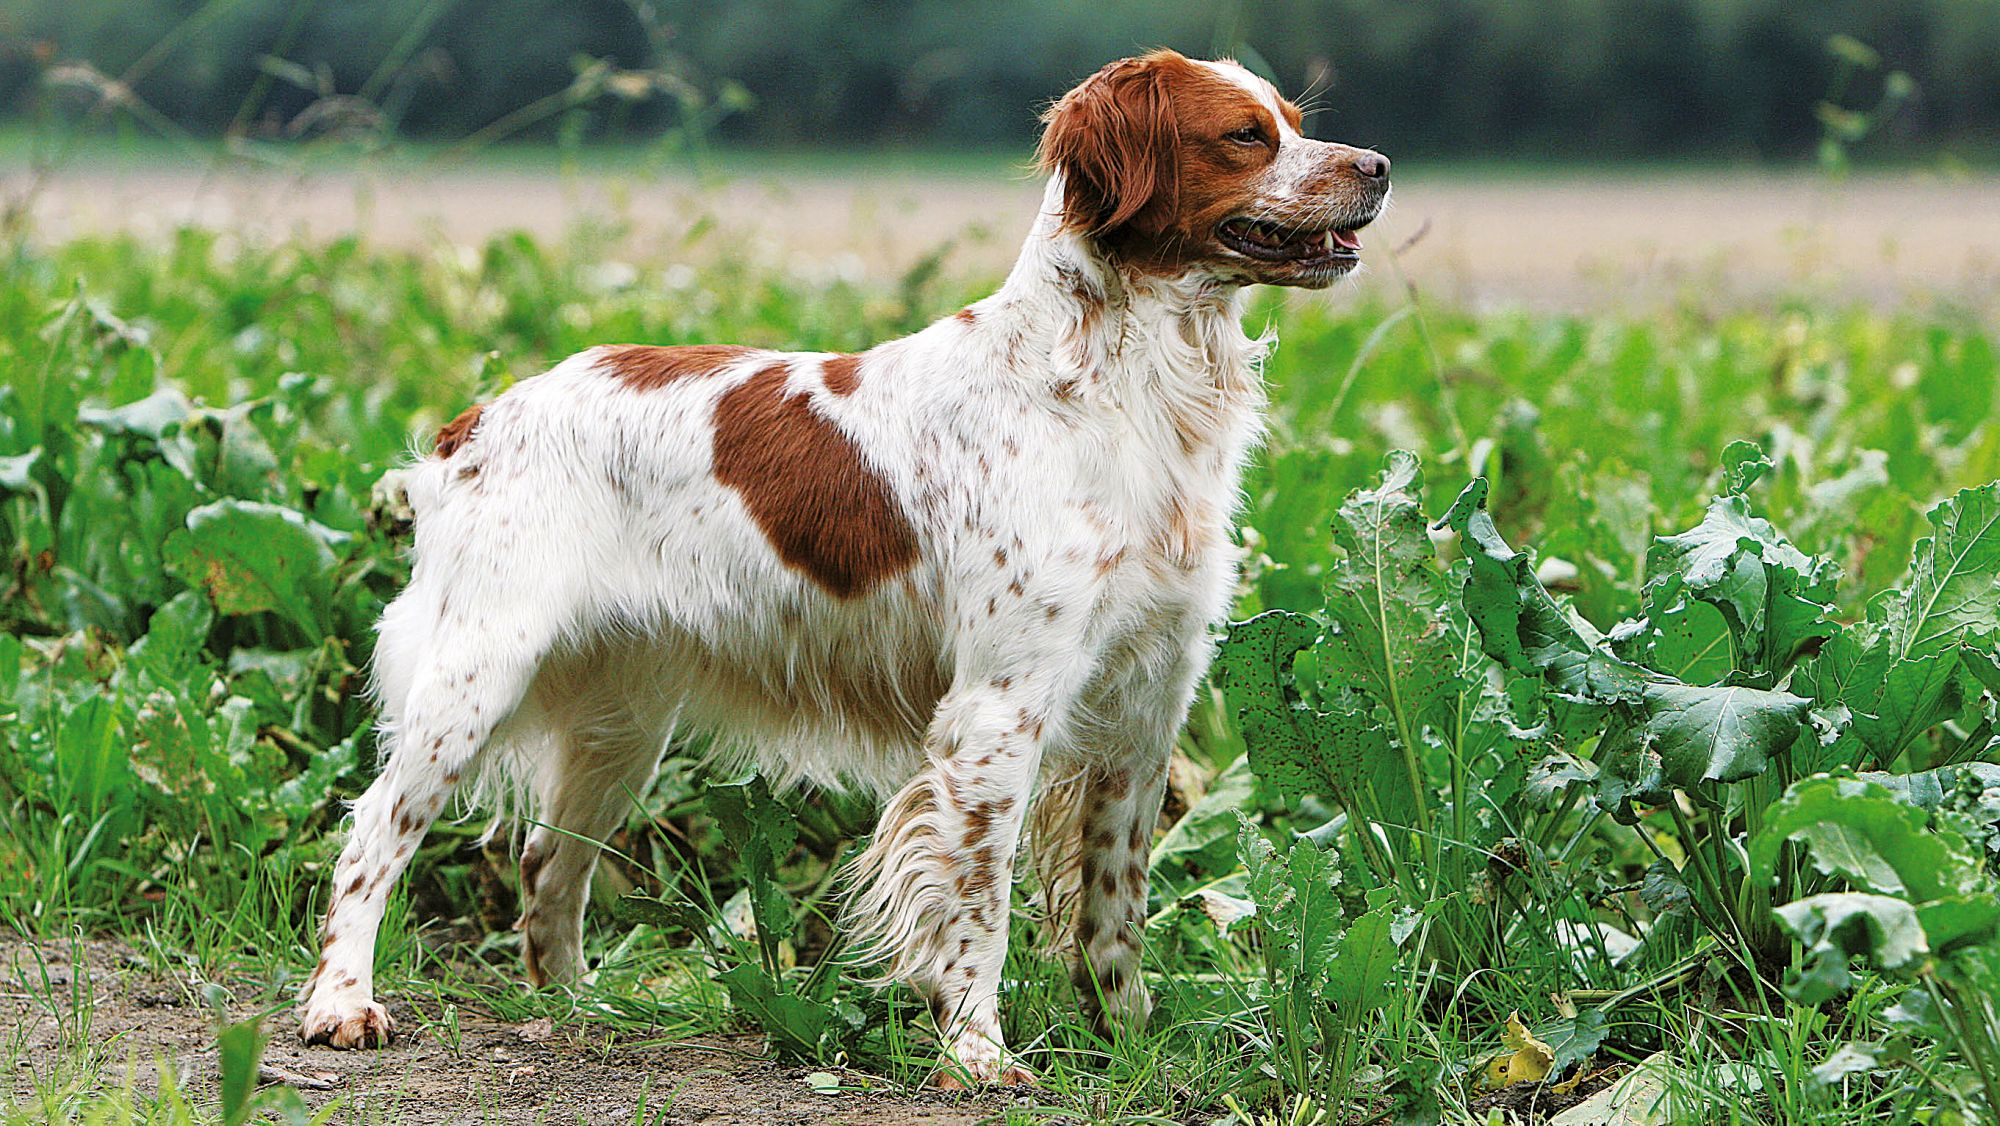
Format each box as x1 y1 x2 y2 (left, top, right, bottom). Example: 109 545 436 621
297 583 562 1049
515 673 675 987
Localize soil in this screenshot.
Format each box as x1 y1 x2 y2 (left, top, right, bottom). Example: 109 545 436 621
9 163 2000 311
1463 1064 1627 1124
2 936 1013 1125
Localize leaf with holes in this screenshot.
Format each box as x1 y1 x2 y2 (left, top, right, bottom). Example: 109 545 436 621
1216 610 1392 805
1318 451 1464 752
162 500 348 637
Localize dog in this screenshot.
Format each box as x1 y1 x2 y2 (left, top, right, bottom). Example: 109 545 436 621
296 48 1388 1086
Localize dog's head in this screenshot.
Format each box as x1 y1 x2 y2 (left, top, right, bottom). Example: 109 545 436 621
1037 50 1389 288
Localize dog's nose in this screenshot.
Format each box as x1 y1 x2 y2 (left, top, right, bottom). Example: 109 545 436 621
1354 151 1390 180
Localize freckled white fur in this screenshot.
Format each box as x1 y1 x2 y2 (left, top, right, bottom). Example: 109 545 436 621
296 56 1356 1084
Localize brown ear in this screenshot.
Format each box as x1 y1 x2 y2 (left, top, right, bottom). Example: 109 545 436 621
1036 52 1182 236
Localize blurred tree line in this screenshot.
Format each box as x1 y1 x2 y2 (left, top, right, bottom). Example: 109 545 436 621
2 0 1996 160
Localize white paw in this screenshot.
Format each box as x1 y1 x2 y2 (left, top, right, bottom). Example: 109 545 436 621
932 1031 1036 1089
298 991 395 1049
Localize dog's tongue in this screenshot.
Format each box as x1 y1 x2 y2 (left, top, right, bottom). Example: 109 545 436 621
1331 228 1364 251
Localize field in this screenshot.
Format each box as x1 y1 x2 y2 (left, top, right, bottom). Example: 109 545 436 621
4 157 2000 1126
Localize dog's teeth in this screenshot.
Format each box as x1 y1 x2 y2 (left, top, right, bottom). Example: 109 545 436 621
1322 231 1336 251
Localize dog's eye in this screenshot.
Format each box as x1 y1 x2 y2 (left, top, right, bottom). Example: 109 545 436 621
1225 125 1265 146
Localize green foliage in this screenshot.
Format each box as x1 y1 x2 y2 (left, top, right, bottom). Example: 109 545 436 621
5 216 2000 1122
1236 816 1402 1113
1753 772 2000 1115
1220 424 2000 1116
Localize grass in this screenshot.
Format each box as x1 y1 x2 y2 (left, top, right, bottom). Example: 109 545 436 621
1 195 1998 1125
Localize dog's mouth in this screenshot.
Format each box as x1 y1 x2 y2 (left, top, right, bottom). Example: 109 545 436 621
1217 216 1371 269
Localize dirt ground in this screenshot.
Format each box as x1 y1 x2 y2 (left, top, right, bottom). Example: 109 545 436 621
10 161 2000 310
2 936 1010 1125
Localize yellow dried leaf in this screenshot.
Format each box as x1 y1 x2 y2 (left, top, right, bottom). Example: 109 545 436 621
1481 1011 1556 1089
1552 1061 1595 1095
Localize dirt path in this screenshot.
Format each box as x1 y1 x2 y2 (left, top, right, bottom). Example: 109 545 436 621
2 937 1008 1125
10 162 2000 310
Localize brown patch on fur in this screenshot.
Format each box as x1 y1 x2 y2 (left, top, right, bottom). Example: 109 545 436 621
953 308 977 324
520 846 547 897
343 872 365 898
821 353 864 396
433 404 484 458
713 363 920 598
599 344 753 392
524 934 544 986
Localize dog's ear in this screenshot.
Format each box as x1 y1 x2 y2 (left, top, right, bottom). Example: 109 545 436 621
1037 52 1182 237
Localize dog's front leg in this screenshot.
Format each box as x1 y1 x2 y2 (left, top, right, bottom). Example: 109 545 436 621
848 618 1095 1087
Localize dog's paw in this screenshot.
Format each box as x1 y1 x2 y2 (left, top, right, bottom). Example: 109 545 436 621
931 1032 1036 1089
299 996 394 1049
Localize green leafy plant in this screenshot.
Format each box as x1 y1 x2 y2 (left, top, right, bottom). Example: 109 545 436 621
1753 770 2000 1118
1235 816 1401 1110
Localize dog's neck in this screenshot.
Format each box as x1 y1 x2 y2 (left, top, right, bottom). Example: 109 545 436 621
983 177 1269 451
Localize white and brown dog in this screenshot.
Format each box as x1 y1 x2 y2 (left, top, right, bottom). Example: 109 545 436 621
297 49 1388 1085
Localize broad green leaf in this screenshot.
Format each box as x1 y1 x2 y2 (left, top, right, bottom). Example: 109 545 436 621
163 500 346 636
1810 1042 1883 1087
1523 752 1596 807
78 386 190 440
1776 892 1928 1003
715 961 830 1058
1639 858 1692 914
216 1017 264 1126
1443 478 1808 790
1640 681 1809 786
1280 835 1346 989
1318 451 1462 746
128 590 214 669
1216 610 1392 804
1850 649 1965 762
1238 818 1346 992
610 891 707 936
1751 774 1981 902
1541 1009 1609 1078
1641 493 1837 676
1238 815 1286 933
1916 895 2000 955
1438 477 1646 704
1882 482 2000 662
1324 905 1397 1017
1859 762 2000 812
1721 440 1773 495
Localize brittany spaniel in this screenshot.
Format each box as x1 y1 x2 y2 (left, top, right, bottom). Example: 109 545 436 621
297 49 1389 1086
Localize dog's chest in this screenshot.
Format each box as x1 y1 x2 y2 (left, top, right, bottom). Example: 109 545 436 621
1056 424 1243 625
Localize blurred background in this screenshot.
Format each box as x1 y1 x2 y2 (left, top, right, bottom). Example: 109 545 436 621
3 0 1998 308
